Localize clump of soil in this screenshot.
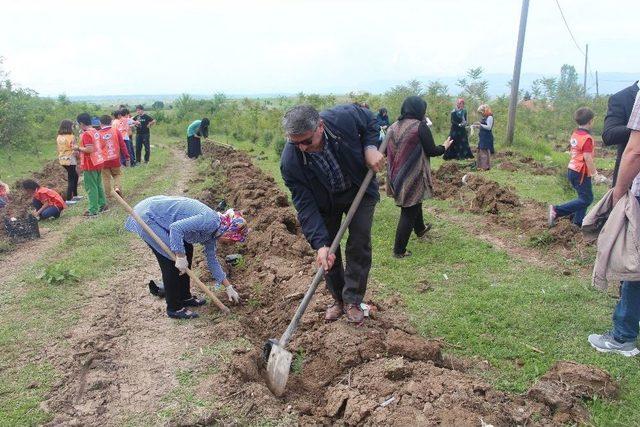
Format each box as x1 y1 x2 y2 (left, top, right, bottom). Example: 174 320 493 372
498 161 518 172
177 142 617 425
464 174 521 214
528 361 619 424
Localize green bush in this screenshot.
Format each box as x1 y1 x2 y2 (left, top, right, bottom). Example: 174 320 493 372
274 138 286 156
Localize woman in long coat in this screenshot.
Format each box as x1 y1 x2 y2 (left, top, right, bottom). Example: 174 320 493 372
443 98 474 160
385 96 452 258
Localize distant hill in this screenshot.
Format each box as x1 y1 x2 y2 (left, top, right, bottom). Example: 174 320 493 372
67 72 637 104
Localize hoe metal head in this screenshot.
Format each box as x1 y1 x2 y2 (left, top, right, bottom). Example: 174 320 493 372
263 339 293 397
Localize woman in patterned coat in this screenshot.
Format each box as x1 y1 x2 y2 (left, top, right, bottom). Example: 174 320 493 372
385 96 452 258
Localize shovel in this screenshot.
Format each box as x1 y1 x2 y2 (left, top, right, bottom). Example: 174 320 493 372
111 190 231 315
264 139 387 396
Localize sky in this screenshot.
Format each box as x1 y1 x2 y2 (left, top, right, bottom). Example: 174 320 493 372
0 0 637 97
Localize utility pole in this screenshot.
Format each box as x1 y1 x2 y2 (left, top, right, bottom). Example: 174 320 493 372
595 71 599 97
506 0 530 146
583 44 588 96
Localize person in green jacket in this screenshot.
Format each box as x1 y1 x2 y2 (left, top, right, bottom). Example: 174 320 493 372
187 118 210 159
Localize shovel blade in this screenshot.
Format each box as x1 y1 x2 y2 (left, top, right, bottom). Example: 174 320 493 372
266 343 293 397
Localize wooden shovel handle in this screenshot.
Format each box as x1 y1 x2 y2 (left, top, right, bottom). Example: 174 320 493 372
111 190 231 315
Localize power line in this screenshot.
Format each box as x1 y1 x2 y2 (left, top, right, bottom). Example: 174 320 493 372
554 0 585 56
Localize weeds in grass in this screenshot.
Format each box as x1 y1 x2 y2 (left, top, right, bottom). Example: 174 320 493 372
37 262 79 286
292 348 305 374
526 230 555 248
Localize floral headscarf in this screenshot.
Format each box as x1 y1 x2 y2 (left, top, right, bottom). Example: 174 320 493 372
215 209 249 242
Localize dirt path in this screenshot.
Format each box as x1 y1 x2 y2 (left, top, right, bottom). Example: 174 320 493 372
41 148 219 425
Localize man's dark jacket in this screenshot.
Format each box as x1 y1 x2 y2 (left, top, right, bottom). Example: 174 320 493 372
603 81 639 185
281 104 380 250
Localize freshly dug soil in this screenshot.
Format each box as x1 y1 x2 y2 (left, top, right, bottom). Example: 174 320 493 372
432 162 584 250
177 143 616 425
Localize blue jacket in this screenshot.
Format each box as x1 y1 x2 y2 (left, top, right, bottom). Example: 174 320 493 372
124 196 227 283
281 104 380 250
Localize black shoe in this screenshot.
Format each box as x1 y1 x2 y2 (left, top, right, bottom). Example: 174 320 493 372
183 297 206 307
148 280 165 297
167 308 199 319
393 250 412 259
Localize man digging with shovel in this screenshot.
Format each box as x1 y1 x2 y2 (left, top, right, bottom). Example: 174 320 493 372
280 104 384 324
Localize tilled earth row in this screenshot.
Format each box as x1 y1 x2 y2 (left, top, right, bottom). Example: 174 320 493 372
184 143 618 425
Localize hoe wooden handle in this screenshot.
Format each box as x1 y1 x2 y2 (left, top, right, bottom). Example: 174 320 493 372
111 190 231 315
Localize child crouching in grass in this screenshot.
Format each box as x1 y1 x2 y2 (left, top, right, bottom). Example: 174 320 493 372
548 107 597 228
21 179 66 220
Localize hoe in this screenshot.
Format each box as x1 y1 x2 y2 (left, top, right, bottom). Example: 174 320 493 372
263 139 387 396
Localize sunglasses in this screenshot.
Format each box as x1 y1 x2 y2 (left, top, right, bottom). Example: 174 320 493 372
287 126 318 146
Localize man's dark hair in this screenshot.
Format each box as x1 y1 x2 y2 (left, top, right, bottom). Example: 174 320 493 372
121 107 130 116
77 113 92 126
136 104 144 110
574 107 594 126
21 179 40 191
113 110 122 118
100 114 112 125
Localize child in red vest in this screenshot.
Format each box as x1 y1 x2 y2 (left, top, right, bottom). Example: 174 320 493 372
21 179 66 220
548 107 598 228
98 114 130 199
75 113 106 216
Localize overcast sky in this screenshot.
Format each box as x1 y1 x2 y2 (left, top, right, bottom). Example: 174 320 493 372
0 0 637 96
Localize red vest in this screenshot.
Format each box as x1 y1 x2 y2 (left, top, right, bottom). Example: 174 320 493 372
567 129 593 175
98 127 121 161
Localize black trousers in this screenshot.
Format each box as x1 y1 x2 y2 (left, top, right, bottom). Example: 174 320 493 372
187 135 202 159
322 188 376 305
394 203 426 255
150 242 193 312
136 133 151 163
62 165 79 200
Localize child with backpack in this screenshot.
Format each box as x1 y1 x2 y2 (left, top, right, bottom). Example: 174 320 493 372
75 113 107 216
548 107 598 228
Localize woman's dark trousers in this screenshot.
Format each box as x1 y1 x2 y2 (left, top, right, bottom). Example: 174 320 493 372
394 203 426 255
151 242 194 312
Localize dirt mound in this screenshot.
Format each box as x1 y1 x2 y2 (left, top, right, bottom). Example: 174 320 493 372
464 174 521 214
432 163 584 250
498 160 517 172
171 142 618 425
528 361 618 424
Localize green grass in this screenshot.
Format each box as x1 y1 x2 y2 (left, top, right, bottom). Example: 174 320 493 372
1 139 58 182
371 197 640 424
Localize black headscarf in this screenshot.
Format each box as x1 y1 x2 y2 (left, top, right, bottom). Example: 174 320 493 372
199 118 210 138
398 96 427 121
